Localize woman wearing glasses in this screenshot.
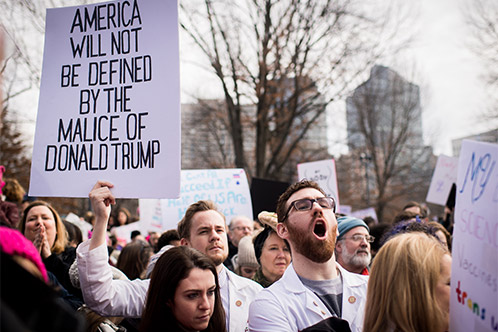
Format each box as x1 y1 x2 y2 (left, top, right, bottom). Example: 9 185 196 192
335 216 373 275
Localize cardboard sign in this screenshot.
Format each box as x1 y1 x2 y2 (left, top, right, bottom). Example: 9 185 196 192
426 155 459 206
297 159 341 211
449 140 498 332
29 0 180 199
140 169 253 233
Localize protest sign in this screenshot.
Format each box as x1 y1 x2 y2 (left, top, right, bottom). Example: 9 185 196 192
350 207 377 223
450 140 498 332
111 220 147 245
140 169 253 232
426 154 459 205
29 0 180 198
298 159 341 211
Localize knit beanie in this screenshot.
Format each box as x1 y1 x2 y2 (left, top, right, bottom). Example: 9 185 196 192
232 235 259 270
337 216 369 240
0 226 48 283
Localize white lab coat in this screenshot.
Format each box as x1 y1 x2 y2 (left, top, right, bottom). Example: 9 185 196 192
247 262 368 332
77 240 261 332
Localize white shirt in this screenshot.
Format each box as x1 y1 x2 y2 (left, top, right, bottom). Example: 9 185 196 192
77 240 261 332
248 262 368 332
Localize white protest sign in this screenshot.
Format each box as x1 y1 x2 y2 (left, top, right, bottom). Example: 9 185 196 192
450 140 498 332
138 198 164 233
111 220 147 244
350 207 377 223
29 0 180 199
140 169 253 232
426 154 458 206
298 159 341 211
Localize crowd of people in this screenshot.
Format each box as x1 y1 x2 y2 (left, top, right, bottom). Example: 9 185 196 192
0 176 454 332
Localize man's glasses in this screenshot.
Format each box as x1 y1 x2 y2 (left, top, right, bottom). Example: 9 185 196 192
282 197 336 222
341 234 375 243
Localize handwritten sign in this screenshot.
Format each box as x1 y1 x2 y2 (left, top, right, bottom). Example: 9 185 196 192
29 0 180 199
298 159 341 211
139 169 253 233
426 155 458 206
450 140 498 332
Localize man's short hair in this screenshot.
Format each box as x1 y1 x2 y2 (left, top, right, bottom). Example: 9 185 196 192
276 180 326 223
156 229 180 250
392 210 419 225
177 200 225 240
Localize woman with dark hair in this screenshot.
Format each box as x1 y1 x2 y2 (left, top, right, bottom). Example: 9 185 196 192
19 201 82 301
116 240 153 280
252 212 291 287
140 246 226 332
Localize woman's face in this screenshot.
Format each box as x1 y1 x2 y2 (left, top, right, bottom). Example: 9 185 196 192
117 211 128 225
260 232 291 283
24 205 57 248
171 267 216 331
436 254 452 331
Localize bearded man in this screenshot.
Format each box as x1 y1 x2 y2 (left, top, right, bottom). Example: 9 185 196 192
335 216 372 275
248 180 368 332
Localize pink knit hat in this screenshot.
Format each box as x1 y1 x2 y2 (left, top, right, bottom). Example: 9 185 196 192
0 227 49 283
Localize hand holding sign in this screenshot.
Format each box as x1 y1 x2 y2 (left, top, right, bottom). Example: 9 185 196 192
88 180 115 250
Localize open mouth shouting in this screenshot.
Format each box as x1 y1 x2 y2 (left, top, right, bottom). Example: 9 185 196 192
312 218 328 240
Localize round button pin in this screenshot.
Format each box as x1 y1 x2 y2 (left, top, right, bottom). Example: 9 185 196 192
236 300 242 307
348 296 356 304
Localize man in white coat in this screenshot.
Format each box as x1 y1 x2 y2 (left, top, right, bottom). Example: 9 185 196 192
248 180 368 332
77 181 261 332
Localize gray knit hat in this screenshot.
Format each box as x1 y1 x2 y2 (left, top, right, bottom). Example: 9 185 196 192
231 235 259 270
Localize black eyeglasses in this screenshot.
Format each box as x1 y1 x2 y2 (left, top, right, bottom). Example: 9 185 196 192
282 197 336 222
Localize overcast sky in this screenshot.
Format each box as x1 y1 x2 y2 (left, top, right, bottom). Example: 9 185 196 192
6 0 496 158
403 0 491 155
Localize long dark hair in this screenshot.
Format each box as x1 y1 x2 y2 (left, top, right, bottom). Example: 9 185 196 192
116 240 152 280
140 246 226 332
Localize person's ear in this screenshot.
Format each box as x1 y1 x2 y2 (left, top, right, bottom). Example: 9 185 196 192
276 223 289 240
335 240 343 253
180 238 189 246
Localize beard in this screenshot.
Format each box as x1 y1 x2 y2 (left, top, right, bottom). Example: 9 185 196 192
286 213 337 263
205 243 228 266
340 247 371 269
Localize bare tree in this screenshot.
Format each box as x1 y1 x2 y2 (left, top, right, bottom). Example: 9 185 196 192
462 0 498 122
342 65 434 222
180 0 413 180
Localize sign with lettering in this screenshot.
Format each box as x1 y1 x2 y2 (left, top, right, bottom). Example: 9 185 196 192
140 169 253 232
426 154 458 206
298 159 341 211
29 0 180 198
450 140 498 332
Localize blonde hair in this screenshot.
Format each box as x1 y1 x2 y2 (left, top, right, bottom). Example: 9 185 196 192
363 232 449 332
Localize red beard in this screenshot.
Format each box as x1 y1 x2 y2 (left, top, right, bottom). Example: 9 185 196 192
286 212 337 263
